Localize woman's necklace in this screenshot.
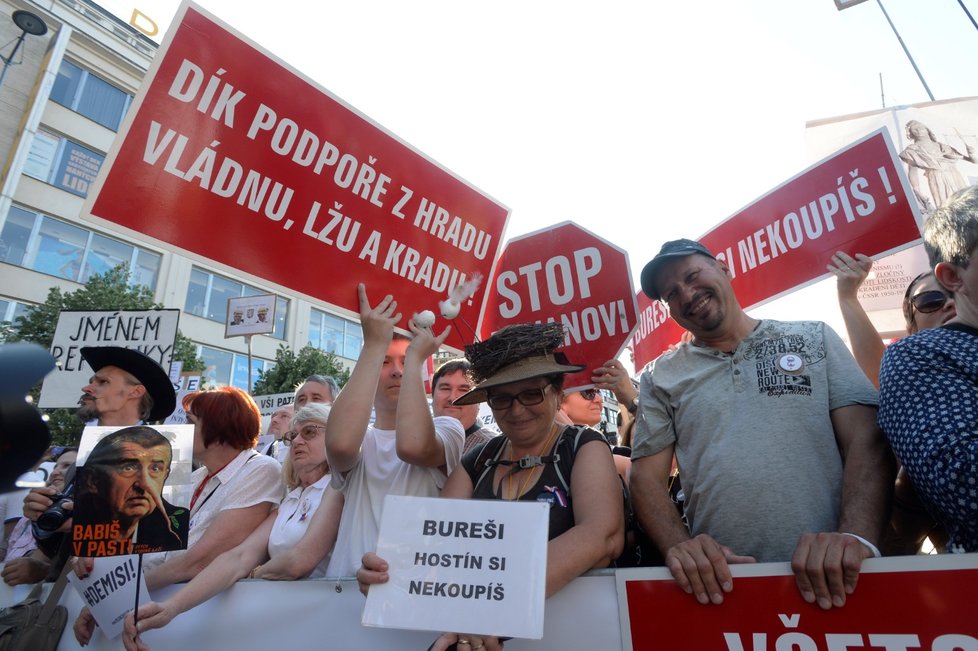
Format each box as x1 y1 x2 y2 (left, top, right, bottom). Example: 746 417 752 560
506 424 560 500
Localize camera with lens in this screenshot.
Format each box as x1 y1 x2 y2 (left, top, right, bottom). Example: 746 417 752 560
31 481 74 539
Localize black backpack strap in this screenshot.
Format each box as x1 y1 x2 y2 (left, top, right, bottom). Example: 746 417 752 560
38 561 71 625
472 436 507 495
551 425 592 497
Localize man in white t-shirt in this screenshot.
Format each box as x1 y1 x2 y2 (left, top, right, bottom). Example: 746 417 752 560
325 284 464 577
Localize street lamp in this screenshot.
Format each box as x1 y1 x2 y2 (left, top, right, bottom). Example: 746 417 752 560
0 10 48 90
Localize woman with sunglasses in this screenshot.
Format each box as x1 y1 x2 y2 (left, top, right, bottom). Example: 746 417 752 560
358 322 624 651
828 251 955 387
122 403 343 651
902 271 957 334
559 386 634 483
829 252 954 555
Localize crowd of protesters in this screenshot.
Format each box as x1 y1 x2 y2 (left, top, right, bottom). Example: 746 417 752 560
1 185 975 648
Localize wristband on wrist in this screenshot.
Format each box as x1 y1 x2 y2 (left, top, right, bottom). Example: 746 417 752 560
841 532 881 558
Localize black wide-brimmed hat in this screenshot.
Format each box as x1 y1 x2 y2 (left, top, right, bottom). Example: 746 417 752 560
80 346 176 422
453 323 585 406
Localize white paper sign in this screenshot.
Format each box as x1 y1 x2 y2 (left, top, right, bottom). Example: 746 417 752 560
164 375 202 425
39 309 179 408
362 495 549 640
252 392 296 416
225 294 276 337
67 555 151 639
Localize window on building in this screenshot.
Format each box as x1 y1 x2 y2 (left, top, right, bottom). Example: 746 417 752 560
50 60 133 131
0 298 32 324
309 308 362 360
183 267 288 340
198 344 274 390
24 131 105 197
0 205 161 289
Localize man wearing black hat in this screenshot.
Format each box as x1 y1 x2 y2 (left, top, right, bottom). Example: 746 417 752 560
20 347 177 578
74 346 177 426
631 239 893 611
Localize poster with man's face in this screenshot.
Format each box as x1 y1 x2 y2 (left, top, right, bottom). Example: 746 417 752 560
72 424 194 557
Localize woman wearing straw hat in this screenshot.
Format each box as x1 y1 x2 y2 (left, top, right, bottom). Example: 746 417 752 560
359 322 624 651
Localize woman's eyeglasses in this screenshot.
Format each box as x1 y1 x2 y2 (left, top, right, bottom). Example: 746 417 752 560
283 424 326 445
910 290 949 314
487 385 550 410
578 388 601 401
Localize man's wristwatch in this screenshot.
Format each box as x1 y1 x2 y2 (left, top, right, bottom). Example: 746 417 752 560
627 396 639 414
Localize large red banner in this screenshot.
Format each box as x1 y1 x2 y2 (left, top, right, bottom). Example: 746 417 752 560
631 129 922 369
83 3 509 351
478 222 639 389
618 556 978 651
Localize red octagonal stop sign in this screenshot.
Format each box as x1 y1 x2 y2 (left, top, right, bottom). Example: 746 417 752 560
478 221 638 389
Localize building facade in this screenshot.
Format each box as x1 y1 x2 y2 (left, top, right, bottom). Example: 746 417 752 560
0 0 362 388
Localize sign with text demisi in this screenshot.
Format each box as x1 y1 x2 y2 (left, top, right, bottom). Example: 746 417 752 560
617 556 978 651
67 555 151 640
83 2 509 351
39 309 179 408
363 495 548 639
631 129 922 368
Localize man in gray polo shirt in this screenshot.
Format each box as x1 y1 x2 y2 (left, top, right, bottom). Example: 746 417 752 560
631 239 893 611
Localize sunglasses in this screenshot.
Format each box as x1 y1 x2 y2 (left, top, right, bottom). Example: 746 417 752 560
577 388 601 401
910 290 949 314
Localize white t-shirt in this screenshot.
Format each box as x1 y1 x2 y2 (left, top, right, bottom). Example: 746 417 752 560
145 449 285 570
326 417 464 577
267 473 332 578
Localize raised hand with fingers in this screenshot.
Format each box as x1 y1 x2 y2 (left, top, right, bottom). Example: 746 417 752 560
357 283 401 347
407 319 452 364
591 358 637 406
827 251 873 300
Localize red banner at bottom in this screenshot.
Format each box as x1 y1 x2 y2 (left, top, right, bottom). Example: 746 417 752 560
618 556 978 650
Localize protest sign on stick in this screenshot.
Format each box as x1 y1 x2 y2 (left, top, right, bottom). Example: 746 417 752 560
68 555 151 640
631 129 922 368
479 222 639 389
39 309 179 409
82 1 509 351
72 424 194 558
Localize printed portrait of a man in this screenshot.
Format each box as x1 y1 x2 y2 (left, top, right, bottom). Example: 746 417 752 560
73 426 189 556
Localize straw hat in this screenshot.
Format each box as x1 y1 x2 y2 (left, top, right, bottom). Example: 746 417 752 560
453 323 584 406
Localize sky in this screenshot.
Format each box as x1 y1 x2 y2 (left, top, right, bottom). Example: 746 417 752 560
95 0 978 365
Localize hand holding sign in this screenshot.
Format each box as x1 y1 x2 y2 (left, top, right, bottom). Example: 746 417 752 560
664 533 756 606
430 632 506 651
362 496 548 640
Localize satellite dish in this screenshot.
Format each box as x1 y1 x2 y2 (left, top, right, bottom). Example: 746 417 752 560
12 10 47 37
